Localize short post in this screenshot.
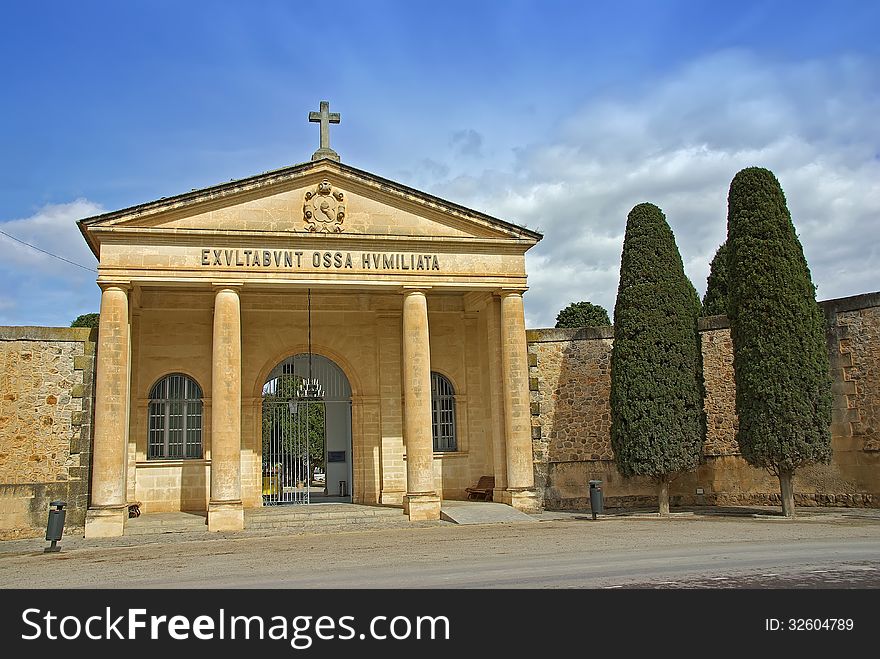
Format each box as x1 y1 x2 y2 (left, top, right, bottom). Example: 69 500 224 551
588 480 604 520
45 501 67 553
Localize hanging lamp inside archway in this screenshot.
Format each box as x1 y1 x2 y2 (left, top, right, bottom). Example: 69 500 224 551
291 288 324 411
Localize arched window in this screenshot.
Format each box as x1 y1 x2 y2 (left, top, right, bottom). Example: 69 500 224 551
431 372 457 452
148 374 203 460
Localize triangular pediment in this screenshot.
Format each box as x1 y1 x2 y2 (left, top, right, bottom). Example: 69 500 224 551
78 160 541 256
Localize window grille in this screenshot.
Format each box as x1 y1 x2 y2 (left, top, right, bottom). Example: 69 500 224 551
148 374 203 460
431 372 457 452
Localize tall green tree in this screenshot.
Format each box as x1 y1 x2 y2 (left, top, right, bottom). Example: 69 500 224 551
70 313 99 329
726 167 832 517
555 301 611 328
610 203 706 515
701 242 729 316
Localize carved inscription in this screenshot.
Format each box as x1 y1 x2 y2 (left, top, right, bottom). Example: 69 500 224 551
200 249 440 271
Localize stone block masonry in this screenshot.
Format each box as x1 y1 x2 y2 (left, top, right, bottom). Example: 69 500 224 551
528 292 880 510
825 293 880 453
0 327 97 539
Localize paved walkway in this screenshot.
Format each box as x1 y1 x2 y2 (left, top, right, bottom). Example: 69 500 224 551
3 503 878 556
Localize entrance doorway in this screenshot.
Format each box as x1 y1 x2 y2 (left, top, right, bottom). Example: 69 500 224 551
261 353 352 505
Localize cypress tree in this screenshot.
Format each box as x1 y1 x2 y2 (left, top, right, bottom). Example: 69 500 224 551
701 242 729 316
610 203 706 515
726 167 832 517
555 301 611 328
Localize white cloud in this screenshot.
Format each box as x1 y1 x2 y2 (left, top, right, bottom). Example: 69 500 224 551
450 129 483 158
1 199 101 271
430 51 880 327
0 200 103 326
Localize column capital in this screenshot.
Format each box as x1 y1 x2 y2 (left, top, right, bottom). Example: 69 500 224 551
211 281 244 292
400 286 431 297
495 287 527 298
97 280 132 292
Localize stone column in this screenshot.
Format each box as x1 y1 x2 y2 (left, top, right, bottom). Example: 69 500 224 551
401 289 440 520
485 295 508 500
84 283 131 538
208 285 244 531
499 290 540 512
377 312 405 506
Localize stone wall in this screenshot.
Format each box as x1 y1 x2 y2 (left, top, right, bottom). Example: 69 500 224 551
826 294 880 452
528 292 880 510
527 327 613 496
699 316 739 456
0 327 96 539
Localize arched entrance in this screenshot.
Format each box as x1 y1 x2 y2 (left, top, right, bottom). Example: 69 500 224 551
261 353 352 505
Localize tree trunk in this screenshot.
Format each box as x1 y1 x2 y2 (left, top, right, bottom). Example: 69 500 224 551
779 470 795 518
658 476 670 517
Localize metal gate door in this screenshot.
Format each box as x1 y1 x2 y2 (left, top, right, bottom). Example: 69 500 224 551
261 352 351 506
262 399 325 505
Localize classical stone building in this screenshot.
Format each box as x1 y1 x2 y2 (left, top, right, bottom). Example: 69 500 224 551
76 105 543 537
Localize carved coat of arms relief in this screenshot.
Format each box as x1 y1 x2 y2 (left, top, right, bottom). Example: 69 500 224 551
302 178 345 232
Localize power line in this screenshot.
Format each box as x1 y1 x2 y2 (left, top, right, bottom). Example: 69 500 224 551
0 229 97 273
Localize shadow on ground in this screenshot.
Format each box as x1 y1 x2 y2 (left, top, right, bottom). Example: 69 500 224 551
561 505 813 520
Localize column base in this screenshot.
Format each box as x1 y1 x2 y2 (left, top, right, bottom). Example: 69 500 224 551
84 506 127 538
208 500 244 532
503 488 542 513
404 493 441 521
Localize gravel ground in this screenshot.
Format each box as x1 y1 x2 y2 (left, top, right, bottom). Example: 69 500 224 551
1 506 879 589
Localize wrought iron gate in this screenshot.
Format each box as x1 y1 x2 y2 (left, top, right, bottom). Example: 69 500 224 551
261 398 325 505
261 352 351 506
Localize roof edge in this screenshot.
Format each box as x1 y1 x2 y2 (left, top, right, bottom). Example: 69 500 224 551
77 159 543 242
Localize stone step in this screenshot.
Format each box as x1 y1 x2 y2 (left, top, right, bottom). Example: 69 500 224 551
124 502 536 534
123 505 409 535
124 513 207 536
247 506 402 519
245 504 405 528
245 518 417 532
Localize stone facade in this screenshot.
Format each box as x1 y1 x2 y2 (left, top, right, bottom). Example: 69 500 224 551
0 327 96 538
106 289 518 520
74 157 542 536
528 292 880 510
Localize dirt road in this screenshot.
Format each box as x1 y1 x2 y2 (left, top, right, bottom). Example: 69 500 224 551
2 510 879 589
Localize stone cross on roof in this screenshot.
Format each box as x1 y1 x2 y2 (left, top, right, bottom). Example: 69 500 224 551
309 100 341 162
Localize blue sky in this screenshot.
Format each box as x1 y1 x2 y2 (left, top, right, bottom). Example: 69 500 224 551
1 0 878 327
